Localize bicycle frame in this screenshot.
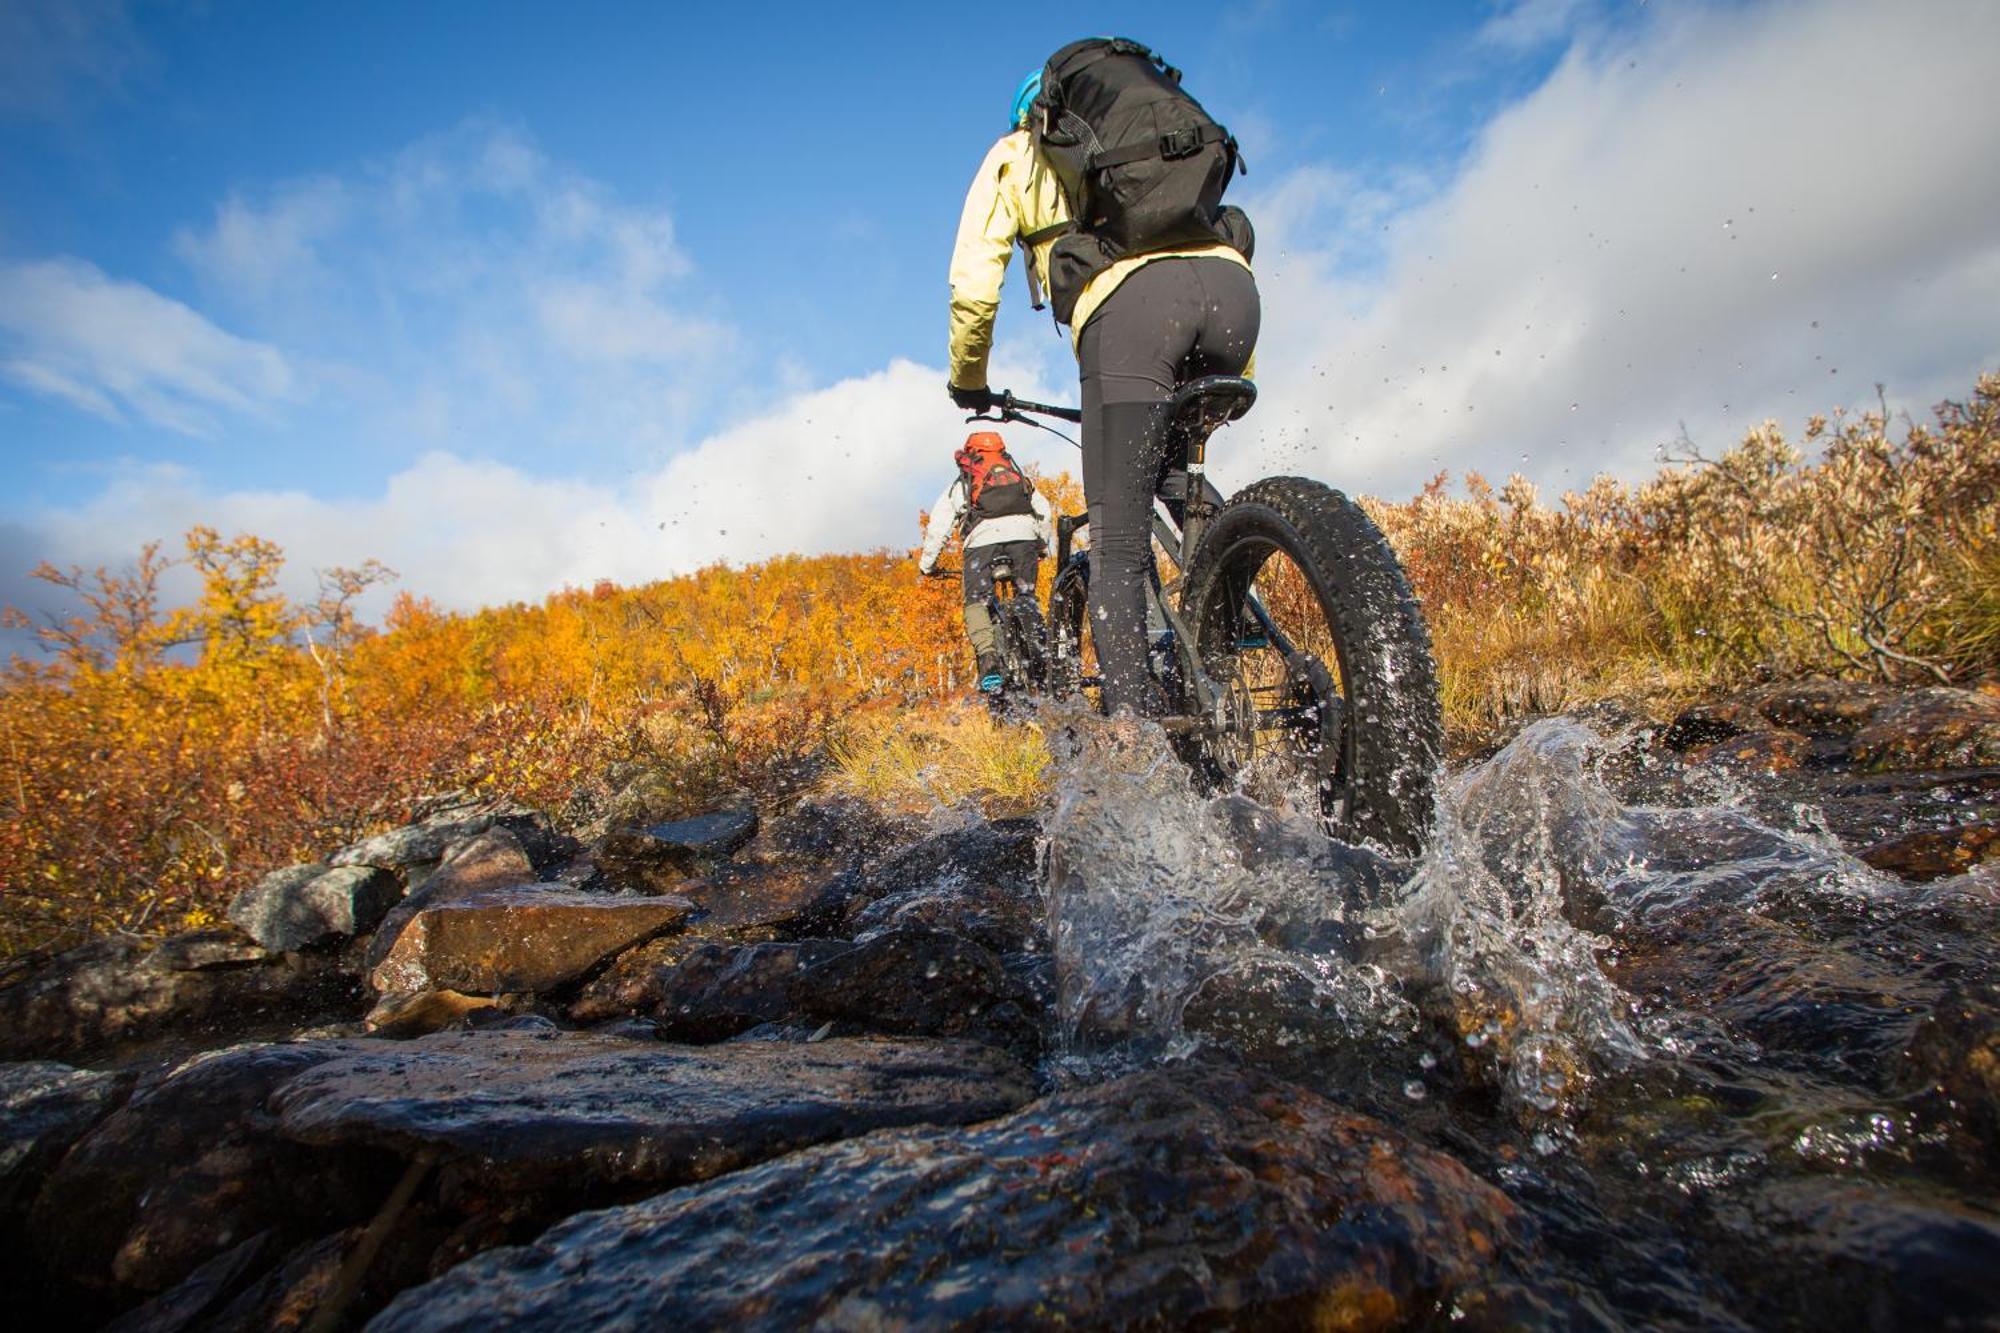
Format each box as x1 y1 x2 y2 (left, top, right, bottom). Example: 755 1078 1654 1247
984 380 1301 727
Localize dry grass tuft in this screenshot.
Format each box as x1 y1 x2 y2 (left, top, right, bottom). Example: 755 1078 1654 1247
827 702 1051 815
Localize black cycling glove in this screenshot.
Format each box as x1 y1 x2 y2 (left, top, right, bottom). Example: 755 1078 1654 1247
948 382 995 411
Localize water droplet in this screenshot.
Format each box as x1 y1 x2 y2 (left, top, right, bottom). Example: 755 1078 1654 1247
1403 1079 1427 1101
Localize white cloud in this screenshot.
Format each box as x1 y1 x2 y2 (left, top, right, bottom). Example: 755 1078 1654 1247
1234 0 2000 500
0 258 297 435
166 122 731 465
17 357 1080 617
173 179 352 304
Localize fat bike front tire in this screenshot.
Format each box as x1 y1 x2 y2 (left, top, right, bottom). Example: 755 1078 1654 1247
1183 476 1443 855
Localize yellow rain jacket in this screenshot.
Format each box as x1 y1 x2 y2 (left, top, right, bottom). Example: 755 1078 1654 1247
946 130 1253 391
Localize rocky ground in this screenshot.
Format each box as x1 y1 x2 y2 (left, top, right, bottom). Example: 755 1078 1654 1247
2 680 1997 1330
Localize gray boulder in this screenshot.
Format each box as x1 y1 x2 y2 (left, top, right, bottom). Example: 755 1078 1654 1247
229 864 401 951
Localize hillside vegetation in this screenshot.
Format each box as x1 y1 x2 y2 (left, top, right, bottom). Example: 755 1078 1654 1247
3 376 1995 954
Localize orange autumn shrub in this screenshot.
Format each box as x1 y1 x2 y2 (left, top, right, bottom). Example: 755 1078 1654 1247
0 473 1088 955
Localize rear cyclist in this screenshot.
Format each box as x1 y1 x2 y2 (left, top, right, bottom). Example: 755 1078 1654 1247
917 430 1054 694
947 38 1259 717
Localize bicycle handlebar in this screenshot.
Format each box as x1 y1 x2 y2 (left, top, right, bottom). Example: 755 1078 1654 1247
968 390 1083 426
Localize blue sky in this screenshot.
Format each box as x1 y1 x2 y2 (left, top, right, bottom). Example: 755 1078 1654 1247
3 0 1997 620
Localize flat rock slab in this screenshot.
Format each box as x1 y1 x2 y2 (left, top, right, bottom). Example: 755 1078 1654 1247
596 807 759 891
370 887 692 996
230 864 401 951
273 1027 1034 1193
367 1063 1525 1332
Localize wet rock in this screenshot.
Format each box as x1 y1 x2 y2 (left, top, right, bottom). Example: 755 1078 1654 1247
0 934 356 1062
595 806 760 892
1852 687 2000 771
273 1027 1034 1194
369 886 692 996
1740 679 1899 733
797 925 1043 1058
31 1041 394 1306
152 927 278 971
673 860 828 936
230 864 402 951
746 795 912 867
369 1063 1526 1332
1908 980 2000 1148
1731 1179 2000 1332
844 871 1045 955
645 939 857 1040
567 933 710 1024
198 1229 352 1333
1861 821 2000 882
1663 681 1899 755
362 826 541 969
1687 727 1812 774
0 1062 135 1224
640 928 1042 1056
1662 697 1772 751
838 817 1041 924
98 1230 276 1333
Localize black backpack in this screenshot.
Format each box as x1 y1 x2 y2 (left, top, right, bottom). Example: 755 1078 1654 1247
1026 37 1254 323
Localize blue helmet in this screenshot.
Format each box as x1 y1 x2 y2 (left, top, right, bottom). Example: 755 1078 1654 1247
1010 69 1042 130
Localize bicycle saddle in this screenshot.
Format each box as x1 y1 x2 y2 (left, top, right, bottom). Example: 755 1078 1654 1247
1167 375 1257 439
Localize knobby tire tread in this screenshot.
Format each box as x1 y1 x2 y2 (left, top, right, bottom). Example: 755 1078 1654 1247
1187 476 1443 854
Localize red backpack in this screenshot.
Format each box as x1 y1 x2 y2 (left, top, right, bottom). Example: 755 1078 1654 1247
954 432 1036 526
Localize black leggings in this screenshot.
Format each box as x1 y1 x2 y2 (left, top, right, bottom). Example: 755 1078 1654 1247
1076 257 1261 716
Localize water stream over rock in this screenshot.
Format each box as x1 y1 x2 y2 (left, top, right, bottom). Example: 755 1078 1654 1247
1041 704 2000 1328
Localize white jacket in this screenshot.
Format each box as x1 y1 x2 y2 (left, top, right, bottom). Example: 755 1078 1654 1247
918 475 1053 574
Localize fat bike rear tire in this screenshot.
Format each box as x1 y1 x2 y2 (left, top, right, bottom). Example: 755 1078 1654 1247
1045 558 1092 703
1184 476 1443 855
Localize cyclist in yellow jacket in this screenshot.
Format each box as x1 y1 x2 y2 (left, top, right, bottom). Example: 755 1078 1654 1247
946 63 1260 717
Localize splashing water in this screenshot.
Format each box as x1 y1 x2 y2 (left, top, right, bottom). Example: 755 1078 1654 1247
1040 712 1908 1122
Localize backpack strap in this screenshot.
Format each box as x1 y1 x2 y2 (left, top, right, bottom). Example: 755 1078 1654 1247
1090 123 1229 170
1019 221 1075 315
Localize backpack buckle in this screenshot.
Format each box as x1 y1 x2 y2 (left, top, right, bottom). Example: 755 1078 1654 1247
1159 127 1202 160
